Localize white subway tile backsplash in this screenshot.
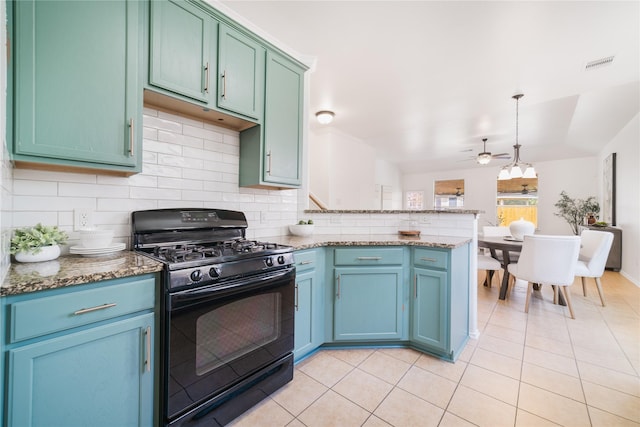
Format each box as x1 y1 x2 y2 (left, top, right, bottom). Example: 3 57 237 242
13 168 97 184
141 163 182 178
183 124 224 142
59 183 129 198
12 180 58 196
144 139 183 156
13 196 95 211
12 211 58 227
96 198 157 212
143 115 182 133
157 130 203 149
130 187 181 200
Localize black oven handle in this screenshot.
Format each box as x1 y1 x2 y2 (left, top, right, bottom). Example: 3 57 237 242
169 267 295 311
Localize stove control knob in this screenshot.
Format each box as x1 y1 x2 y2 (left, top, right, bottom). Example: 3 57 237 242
190 270 203 282
277 255 286 265
209 267 220 278
265 258 274 267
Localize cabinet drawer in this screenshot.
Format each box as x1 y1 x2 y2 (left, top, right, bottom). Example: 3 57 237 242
294 250 317 273
413 248 448 269
334 247 404 266
10 277 156 343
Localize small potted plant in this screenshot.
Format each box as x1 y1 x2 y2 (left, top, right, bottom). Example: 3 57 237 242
10 223 68 263
554 191 600 235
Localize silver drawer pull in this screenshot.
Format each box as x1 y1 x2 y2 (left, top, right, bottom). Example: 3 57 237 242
299 260 313 265
144 326 151 372
73 303 117 315
420 257 437 262
357 256 382 260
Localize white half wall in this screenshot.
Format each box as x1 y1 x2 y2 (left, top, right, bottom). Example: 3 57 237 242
402 156 599 234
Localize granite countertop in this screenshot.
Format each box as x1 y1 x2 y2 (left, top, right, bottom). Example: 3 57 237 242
264 234 472 251
304 209 482 214
1 252 164 297
2 235 471 297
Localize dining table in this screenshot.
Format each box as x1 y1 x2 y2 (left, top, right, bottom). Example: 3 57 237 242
477 236 523 300
477 235 567 305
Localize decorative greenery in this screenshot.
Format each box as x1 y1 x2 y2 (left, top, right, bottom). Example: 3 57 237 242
297 219 314 225
10 223 68 255
554 191 600 235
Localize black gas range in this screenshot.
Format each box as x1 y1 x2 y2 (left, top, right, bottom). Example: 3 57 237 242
132 208 295 427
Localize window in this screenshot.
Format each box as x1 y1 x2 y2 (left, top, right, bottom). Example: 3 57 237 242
496 178 538 227
434 179 464 209
405 191 424 210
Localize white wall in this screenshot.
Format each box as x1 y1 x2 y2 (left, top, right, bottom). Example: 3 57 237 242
599 113 639 285
309 128 403 210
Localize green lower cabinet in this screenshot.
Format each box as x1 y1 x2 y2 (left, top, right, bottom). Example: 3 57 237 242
333 267 403 341
293 249 324 361
1 274 157 427
410 246 470 360
411 267 448 351
7 314 154 427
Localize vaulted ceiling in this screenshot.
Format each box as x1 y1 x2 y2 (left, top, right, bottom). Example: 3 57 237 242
219 1 640 174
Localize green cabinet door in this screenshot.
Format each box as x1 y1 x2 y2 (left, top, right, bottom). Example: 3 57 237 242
411 267 449 352
262 51 304 186
217 24 265 120
149 0 216 103
293 249 324 361
294 270 315 360
6 313 154 427
239 52 304 188
12 0 143 172
334 267 403 341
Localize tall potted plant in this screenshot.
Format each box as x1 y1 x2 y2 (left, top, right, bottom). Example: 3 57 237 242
554 191 600 235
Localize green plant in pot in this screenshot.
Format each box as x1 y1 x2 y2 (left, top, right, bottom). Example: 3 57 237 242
10 223 68 263
554 191 600 235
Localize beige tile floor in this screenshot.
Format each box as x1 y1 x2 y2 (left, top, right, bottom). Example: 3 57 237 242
229 271 640 426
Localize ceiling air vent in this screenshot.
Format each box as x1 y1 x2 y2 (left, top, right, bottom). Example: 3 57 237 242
585 55 615 71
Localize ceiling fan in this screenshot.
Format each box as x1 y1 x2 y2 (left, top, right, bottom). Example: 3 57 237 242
476 138 511 165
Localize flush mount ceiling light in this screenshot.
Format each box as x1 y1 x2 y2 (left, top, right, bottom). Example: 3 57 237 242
476 138 492 165
315 110 335 124
498 94 536 180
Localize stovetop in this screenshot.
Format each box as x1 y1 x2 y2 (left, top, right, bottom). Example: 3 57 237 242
131 208 294 290
139 239 293 269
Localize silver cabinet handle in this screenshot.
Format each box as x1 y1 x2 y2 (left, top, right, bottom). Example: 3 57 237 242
294 284 299 311
204 62 210 94
357 256 382 260
336 275 341 299
221 70 227 99
266 150 272 175
414 274 418 299
73 303 117 316
299 260 313 265
144 326 151 372
420 257 437 262
128 118 134 156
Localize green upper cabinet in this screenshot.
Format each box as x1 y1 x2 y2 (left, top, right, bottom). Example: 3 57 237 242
217 24 265 120
149 0 217 104
12 0 143 173
239 51 305 188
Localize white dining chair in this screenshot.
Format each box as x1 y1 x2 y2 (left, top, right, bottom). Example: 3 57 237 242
507 235 581 318
478 253 502 287
575 230 614 306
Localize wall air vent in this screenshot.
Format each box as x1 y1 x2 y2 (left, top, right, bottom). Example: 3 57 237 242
585 55 615 71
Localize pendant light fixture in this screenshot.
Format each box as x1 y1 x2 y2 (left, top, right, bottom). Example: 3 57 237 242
498 94 536 180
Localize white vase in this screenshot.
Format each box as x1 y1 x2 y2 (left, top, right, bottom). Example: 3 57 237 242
509 218 535 240
14 245 61 263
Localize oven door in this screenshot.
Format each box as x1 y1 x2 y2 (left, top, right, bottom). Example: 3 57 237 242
164 267 294 422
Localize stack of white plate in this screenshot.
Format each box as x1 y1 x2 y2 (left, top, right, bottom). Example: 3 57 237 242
70 242 126 257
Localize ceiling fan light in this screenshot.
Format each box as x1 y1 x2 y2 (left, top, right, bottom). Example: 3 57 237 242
315 110 335 124
510 165 523 178
523 165 537 178
477 152 492 165
498 168 511 180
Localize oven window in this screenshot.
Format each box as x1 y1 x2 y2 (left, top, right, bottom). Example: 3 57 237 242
195 293 281 376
